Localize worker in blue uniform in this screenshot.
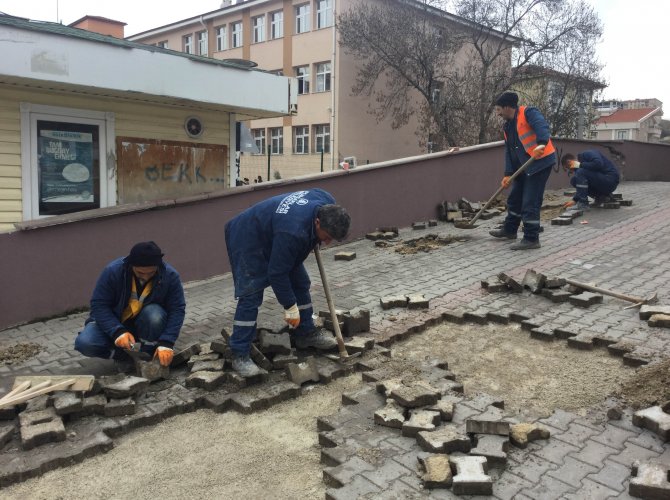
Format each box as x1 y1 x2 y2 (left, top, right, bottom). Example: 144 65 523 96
224 189 351 376
561 150 620 210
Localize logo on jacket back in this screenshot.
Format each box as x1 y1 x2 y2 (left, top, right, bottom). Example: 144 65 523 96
276 191 309 214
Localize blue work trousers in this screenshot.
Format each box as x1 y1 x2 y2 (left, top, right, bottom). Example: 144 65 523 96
74 303 166 359
570 169 618 202
504 166 553 242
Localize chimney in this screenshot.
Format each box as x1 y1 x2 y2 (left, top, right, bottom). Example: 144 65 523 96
69 15 126 38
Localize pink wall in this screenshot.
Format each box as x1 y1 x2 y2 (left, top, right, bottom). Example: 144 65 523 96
1 139 668 329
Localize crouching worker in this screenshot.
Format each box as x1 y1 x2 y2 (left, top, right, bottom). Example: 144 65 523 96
561 150 620 210
225 189 351 377
75 241 186 370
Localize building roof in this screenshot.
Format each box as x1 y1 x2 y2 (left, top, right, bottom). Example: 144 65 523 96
596 107 661 125
516 64 606 90
68 15 127 27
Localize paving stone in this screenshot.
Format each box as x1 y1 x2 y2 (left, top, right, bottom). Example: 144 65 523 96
522 269 546 293
249 346 273 371
286 357 320 385
416 426 471 453
619 199 633 206
463 310 488 324
632 406 670 441
374 399 406 429
498 273 523 293
530 325 556 341
185 370 225 390
360 458 414 489
258 330 292 354
19 407 59 427
427 399 454 421
323 455 376 488
389 382 440 408
365 231 385 240
470 434 509 465
102 376 149 399
380 295 408 310
567 333 595 350
570 438 618 467
343 336 374 354
342 308 371 335
551 216 573 225
510 424 549 449
569 292 604 308
24 395 50 412
547 455 599 488
610 442 662 467
271 352 299 369
189 358 225 373
74 394 107 417
629 460 670 500
449 455 492 496
334 251 356 261
544 277 567 289
20 418 66 450
198 342 215 355
587 459 632 492
428 219 438 227
466 417 510 436
376 378 403 397
52 391 83 415
553 422 600 448
402 410 441 437
170 343 201 367
623 348 653 367
136 360 170 381
418 454 452 488
412 222 427 230
608 341 637 357
104 397 136 417
484 282 509 293
648 314 670 328
603 202 620 209
324 475 381 500
519 474 575 499
406 294 430 309
0 423 14 447
639 305 670 320
541 288 573 303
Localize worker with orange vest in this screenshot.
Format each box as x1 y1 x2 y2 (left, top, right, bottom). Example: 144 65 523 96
489 91 557 250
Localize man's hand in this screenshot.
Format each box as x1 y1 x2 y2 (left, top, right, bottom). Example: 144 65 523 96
501 176 512 189
568 160 580 170
154 346 174 367
563 200 576 209
532 144 546 159
284 304 300 328
114 332 136 350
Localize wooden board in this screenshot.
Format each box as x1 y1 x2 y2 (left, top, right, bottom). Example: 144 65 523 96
12 375 94 392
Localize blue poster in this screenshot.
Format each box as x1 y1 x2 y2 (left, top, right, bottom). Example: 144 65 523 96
39 130 94 203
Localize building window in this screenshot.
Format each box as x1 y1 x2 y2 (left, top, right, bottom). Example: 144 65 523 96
253 15 266 43
270 10 283 39
293 126 309 154
296 66 310 94
197 31 208 56
252 129 266 154
216 26 228 51
20 103 116 220
316 62 331 92
317 0 333 29
183 34 193 54
295 4 310 34
616 130 629 140
232 21 243 48
270 127 283 154
314 124 330 153
156 40 168 49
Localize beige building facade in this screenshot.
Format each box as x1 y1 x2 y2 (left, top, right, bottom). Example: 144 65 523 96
592 107 663 143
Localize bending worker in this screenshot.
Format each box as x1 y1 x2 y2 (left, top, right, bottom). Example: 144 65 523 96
225 189 351 377
561 150 620 210
489 91 557 250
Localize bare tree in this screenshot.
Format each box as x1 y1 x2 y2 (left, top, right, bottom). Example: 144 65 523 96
338 0 604 148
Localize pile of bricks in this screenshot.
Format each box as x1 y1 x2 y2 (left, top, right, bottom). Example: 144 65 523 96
639 305 670 329
437 198 503 226
365 227 399 242
380 294 430 310
319 307 371 336
552 193 633 225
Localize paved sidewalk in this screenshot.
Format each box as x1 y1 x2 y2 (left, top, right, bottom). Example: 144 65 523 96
1 181 669 497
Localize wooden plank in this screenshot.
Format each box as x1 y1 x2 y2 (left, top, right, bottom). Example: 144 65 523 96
13 375 94 392
0 379 76 409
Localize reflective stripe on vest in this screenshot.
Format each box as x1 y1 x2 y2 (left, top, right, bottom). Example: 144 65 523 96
504 106 555 159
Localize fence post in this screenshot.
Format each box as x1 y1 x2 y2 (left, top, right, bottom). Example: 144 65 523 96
320 150 324 173
267 145 271 181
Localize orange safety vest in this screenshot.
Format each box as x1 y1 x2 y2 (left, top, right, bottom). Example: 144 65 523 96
504 106 555 159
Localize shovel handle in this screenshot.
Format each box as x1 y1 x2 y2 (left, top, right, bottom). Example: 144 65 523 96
314 246 349 358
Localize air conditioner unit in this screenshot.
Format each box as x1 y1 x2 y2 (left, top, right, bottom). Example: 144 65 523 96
343 156 357 167
289 103 298 115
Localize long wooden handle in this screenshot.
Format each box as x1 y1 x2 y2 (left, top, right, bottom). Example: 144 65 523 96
469 156 535 226
314 247 349 358
0 380 32 404
0 379 75 409
565 279 645 304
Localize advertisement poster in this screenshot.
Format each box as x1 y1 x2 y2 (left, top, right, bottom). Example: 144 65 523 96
38 129 94 203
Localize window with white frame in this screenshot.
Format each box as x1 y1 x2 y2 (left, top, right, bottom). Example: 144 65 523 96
252 128 266 154
20 103 116 220
314 124 330 153
197 31 208 56
296 66 310 94
293 126 309 154
270 127 283 154
295 4 310 34
232 21 243 48
183 34 193 54
616 130 629 140
157 40 168 49
216 26 228 51
270 10 283 39
317 0 333 29
253 15 266 43
316 62 331 92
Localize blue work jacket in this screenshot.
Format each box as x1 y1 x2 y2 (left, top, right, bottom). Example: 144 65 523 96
577 150 620 182
225 189 335 306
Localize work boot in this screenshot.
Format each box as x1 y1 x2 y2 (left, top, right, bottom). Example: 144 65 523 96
489 228 517 239
592 195 612 207
510 239 541 250
231 354 262 377
294 328 338 351
568 201 590 211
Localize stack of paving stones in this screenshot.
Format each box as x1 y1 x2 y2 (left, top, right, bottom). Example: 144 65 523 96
640 305 670 329
0 330 378 487
318 308 371 337
380 294 430 311
552 192 633 225
437 198 503 226
365 227 399 244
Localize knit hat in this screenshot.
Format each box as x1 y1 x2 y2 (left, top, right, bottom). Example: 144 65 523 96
495 91 519 108
128 241 163 266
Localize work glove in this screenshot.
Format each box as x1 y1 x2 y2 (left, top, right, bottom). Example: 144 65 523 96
501 176 512 189
284 303 300 329
532 144 546 159
114 332 136 350
568 160 580 170
154 346 174 367
563 200 576 209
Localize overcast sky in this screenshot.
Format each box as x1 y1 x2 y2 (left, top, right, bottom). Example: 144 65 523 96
0 0 667 118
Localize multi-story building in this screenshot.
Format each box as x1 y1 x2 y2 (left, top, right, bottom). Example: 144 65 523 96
128 0 508 182
591 107 663 142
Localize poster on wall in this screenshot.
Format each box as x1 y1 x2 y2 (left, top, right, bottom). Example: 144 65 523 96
38 129 94 204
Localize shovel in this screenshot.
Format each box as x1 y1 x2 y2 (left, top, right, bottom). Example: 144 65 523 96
455 156 535 229
314 246 361 363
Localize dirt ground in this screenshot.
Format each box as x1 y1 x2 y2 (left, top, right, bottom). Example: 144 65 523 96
5 320 668 499
0 343 41 365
